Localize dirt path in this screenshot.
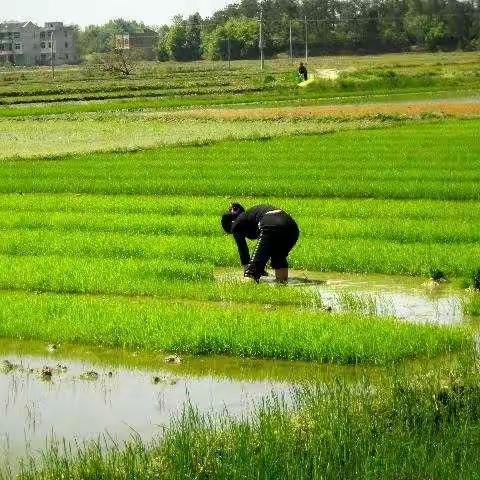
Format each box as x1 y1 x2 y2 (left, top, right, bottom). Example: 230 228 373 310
315 68 342 80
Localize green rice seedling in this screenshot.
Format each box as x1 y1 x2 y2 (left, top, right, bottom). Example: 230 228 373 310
463 294 480 316
2 116 370 159
0 290 470 365
1 121 479 201
334 291 383 316
0 227 479 277
2 51 480 115
3 209 480 245
0 254 213 296
1 194 480 222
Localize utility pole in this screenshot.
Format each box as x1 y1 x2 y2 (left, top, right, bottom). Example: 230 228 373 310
259 7 264 70
289 20 293 64
227 37 231 70
304 16 308 65
50 31 55 80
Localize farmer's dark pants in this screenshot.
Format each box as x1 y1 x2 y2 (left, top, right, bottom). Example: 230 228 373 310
244 212 299 281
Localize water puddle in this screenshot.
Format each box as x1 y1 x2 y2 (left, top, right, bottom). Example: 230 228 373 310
218 269 468 325
0 339 372 473
305 273 466 325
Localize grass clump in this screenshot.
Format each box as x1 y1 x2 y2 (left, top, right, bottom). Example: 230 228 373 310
464 294 480 316
429 267 447 282
9 365 480 480
472 268 480 291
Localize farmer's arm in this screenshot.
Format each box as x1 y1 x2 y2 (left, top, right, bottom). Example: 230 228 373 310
233 232 250 266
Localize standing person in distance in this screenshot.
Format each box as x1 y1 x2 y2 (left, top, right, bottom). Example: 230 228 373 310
298 62 308 81
221 203 300 283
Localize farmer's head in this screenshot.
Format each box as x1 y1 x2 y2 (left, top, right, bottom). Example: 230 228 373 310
221 203 245 234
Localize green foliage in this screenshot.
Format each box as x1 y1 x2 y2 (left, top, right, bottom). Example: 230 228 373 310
164 15 203 61
77 18 156 57
70 0 480 60
204 17 259 60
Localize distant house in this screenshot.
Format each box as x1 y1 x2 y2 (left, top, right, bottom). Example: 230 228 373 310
0 21 77 66
114 32 158 60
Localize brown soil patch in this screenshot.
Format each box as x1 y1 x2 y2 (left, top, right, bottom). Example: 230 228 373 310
153 101 480 121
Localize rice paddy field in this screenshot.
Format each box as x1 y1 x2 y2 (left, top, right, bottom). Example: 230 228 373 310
1 51 480 478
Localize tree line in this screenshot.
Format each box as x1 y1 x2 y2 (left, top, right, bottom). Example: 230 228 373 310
77 0 480 61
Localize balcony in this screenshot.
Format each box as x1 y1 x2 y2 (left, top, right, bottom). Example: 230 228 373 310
0 41 14 54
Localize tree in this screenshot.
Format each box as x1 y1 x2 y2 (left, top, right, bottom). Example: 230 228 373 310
204 17 259 60
156 25 171 61
185 13 203 60
85 48 145 76
164 14 203 61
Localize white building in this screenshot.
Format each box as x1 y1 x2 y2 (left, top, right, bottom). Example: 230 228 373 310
0 21 77 66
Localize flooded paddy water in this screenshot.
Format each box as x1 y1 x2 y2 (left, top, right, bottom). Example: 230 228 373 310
257 270 472 325
1 271 476 472
0 338 374 473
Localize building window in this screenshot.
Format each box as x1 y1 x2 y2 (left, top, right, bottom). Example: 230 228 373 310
41 42 46 48
65 42 68 48
40 32 46 40
15 43 21 50
13 32 20 39
48 42 51 48
65 53 69 60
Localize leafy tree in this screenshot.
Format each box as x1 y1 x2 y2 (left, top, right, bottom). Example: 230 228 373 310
204 17 259 60
156 25 171 61
185 13 203 60
164 14 203 61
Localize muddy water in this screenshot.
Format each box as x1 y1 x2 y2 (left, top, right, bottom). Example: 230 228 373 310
0 339 374 473
261 270 469 325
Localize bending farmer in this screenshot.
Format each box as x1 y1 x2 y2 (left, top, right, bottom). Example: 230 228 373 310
221 203 299 283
